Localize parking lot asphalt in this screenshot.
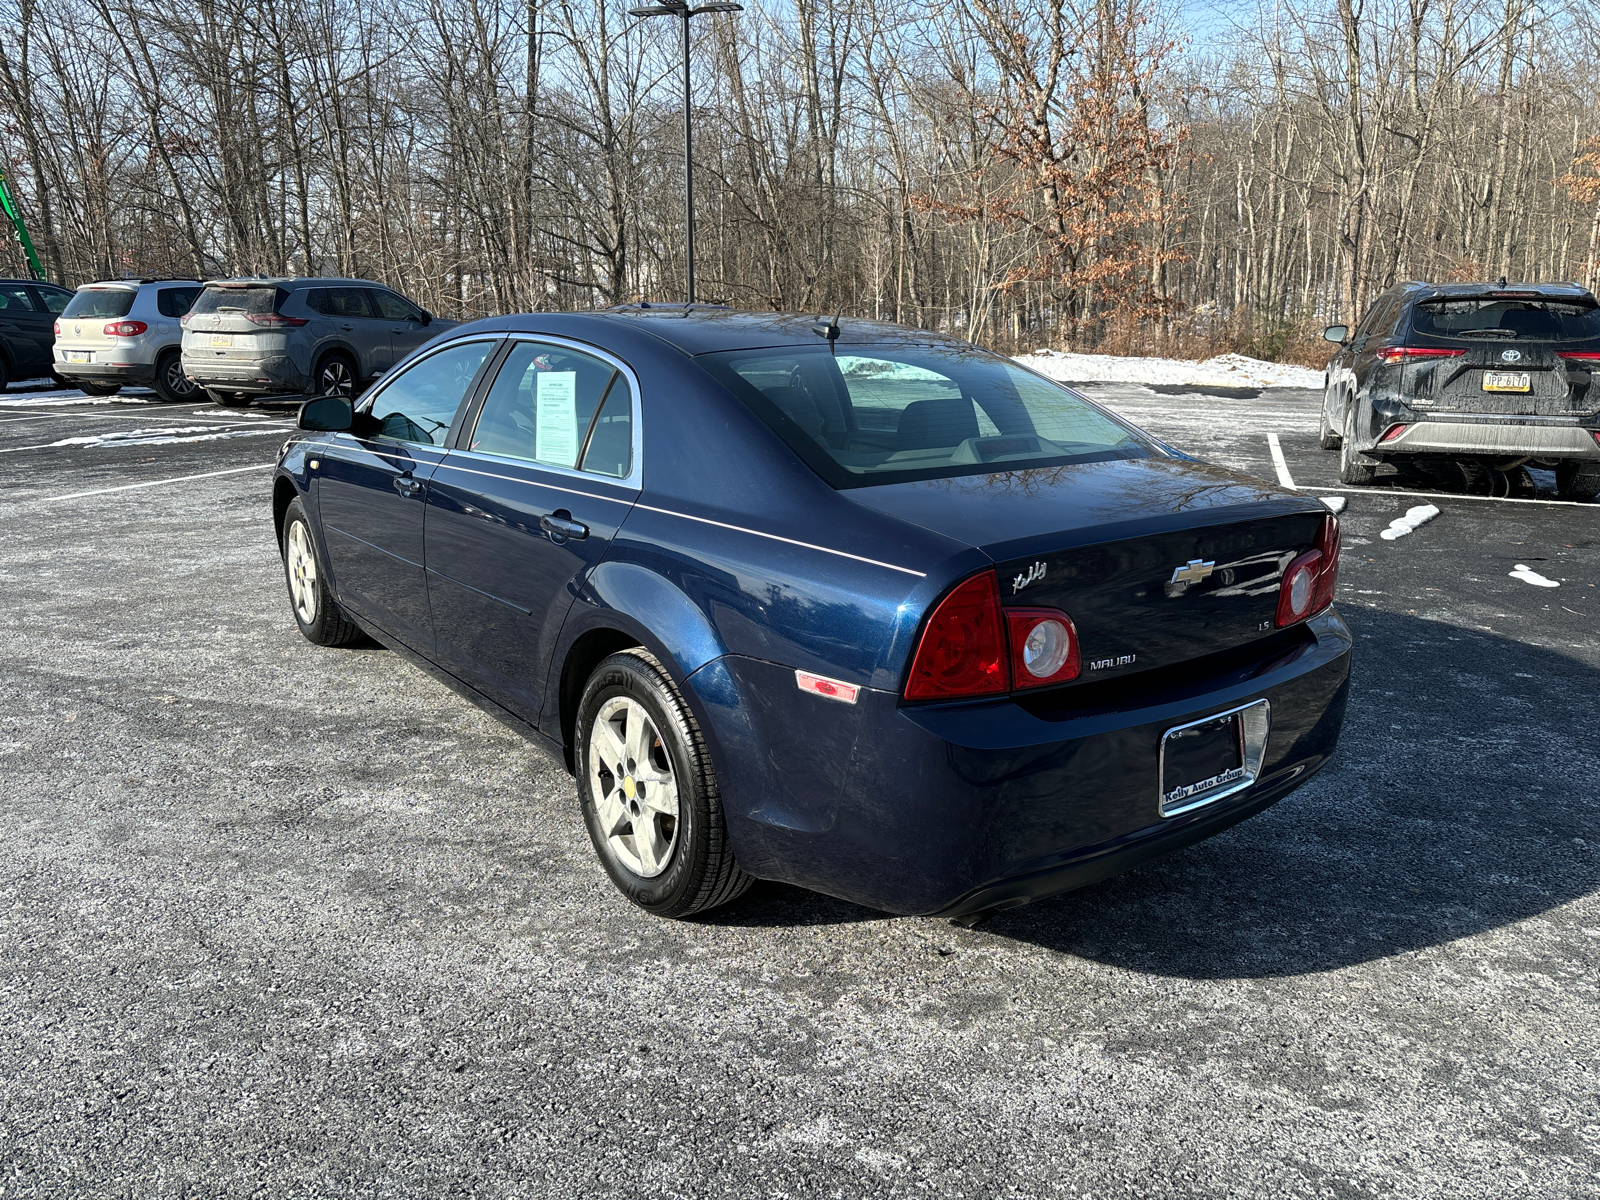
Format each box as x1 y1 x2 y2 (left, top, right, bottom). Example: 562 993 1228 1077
1 380 1596 1198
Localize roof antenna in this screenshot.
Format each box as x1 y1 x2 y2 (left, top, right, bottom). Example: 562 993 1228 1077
812 311 841 353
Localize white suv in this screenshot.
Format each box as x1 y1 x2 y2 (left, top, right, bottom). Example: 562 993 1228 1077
54 279 203 401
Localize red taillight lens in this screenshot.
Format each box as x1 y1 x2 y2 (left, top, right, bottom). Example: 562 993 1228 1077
1378 347 1465 364
180 312 192 325
1559 351 1600 362
1276 515 1340 627
1379 423 1409 443
904 571 1008 700
53 320 61 336
246 312 309 327
104 320 147 337
1006 609 1080 689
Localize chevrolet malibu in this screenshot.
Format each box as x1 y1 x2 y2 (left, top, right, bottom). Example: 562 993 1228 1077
272 308 1351 923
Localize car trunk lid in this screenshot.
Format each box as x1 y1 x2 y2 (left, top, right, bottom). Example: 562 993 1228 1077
1406 343 1598 418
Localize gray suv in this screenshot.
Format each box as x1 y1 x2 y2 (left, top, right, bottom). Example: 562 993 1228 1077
181 277 454 406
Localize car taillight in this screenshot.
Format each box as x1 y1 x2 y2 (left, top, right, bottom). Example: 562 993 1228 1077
904 571 1008 700
246 313 309 327
180 312 193 325
1007 609 1080 689
1379 423 1409 443
1377 347 1466 364
1276 515 1340 628
53 320 61 336
104 320 147 337
1559 351 1600 362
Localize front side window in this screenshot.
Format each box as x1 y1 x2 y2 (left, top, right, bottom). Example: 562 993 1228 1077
467 340 633 477
62 289 134 319
34 287 71 314
1412 298 1600 342
699 345 1152 488
0 285 35 312
370 290 421 321
156 287 200 318
361 340 495 446
190 285 283 317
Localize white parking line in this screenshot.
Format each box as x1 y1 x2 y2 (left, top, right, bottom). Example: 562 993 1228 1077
1266 433 1296 490
11 463 275 505
1301 485 1600 509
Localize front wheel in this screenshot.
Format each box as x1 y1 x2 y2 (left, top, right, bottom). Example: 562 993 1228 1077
1557 461 1600 501
281 499 364 646
575 650 754 918
78 380 122 396
1318 399 1342 451
1338 404 1378 485
206 388 249 408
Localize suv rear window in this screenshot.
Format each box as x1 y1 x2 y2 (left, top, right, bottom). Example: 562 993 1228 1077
62 289 135 319
699 346 1154 488
1412 298 1600 342
157 287 200 318
191 285 285 317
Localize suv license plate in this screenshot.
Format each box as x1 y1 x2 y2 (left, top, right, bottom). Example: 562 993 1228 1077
210 335 233 348
64 351 90 364
1482 371 1530 392
1159 699 1271 818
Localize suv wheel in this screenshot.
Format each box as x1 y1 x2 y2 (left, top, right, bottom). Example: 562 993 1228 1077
575 649 755 918
153 350 198 403
78 380 122 396
1556 461 1600 501
1318 399 1342 450
315 353 357 397
1338 404 1379 486
206 389 248 408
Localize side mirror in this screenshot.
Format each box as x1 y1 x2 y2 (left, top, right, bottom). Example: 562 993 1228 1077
299 395 354 432
419 309 433 325
1323 324 1349 345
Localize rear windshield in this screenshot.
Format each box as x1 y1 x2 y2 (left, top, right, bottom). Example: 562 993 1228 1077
1412 298 1600 342
191 285 285 317
699 345 1154 488
62 289 135 319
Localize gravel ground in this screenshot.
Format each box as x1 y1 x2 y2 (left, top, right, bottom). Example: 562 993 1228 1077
0 382 1596 1198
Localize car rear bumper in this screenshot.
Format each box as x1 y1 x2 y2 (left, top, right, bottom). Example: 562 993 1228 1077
1375 416 1600 460
182 354 306 394
52 360 157 385
691 608 1352 917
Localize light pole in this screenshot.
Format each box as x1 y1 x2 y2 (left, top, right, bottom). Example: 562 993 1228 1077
628 0 741 303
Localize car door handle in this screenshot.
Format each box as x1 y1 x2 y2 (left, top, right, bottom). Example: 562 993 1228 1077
393 476 423 497
340 323 354 332
540 512 588 541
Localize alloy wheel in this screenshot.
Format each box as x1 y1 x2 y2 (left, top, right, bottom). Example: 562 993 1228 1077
164 355 197 398
319 359 354 396
286 520 319 624
588 696 680 878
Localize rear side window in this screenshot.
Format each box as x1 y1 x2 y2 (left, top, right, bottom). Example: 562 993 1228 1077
467 340 633 476
62 289 133 318
34 287 72 314
156 287 200 318
1412 298 1600 342
369 289 421 321
362 340 495 446
190 286 284 317
700 345 1151 488
305 287 374 319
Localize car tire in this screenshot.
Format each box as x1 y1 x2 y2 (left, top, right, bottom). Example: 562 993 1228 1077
78 380 122 396
206 388 248 407
1338 404 1378 486
575 649 755 918
153 350 198 403
314 352 358 398
1556 461 1600 501
1317 402 1341 451
281 499 364 647
0 356 10 392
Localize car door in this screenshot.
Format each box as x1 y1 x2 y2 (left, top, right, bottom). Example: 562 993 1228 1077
315 285 387 379
369 288 434 368
314 338 500 651
424 337 640 723
0 283 50 375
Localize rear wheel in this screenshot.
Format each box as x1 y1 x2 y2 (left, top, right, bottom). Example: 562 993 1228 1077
206 388 248 408
281 499 363 646
1338 404 1378 485
153 350 198 403
314 352 357 398
575 649 754 918
1557 461 1600 501
78 380 121 396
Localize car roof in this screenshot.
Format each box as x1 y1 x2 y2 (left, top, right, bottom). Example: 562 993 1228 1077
78 278 201 290
458 306 979 357
200 276 386 289
0 278 54 287
1399 280 1597 304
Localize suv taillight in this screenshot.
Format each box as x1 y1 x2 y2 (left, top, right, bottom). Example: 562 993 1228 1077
1276 515 1340 628
1377 347 1466 364
1558 351 1600 363
903 570 1080 700
247 312 309 327
53 320 60 336
104 320 147 337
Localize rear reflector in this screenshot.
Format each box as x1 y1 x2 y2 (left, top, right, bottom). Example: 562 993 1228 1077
1379 423 1409 443
904 571 1008 700
1006 609 1080 689
795 670 859 704
1378 347 1466 364
104 320 147 337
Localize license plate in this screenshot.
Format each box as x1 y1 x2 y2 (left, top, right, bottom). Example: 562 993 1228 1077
64 351 90 363
1159 699 1271 817
1482 371 1530 392
209 335 233 348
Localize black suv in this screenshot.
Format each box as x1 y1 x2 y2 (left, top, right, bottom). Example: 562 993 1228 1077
1320 281 1600 498
0 277 76 390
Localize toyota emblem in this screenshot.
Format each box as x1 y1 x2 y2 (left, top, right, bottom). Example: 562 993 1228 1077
1500 349 1523 363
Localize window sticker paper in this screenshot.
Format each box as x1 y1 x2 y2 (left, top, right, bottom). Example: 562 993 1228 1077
536 371 580 468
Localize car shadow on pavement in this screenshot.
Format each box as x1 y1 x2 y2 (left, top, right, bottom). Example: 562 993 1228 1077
980 608 1600 976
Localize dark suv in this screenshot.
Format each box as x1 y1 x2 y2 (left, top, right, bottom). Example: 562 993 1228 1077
1320 281 1600 498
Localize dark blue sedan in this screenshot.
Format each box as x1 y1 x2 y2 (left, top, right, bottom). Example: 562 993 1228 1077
273 308 1350 923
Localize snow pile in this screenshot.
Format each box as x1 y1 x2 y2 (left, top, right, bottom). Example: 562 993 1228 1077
1322 496 1347 513
1016 349 1324 390
1379 504 1441 540
1509 564 1560 588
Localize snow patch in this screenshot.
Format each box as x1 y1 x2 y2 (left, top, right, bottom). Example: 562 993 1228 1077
1015 350 1324 390
50 425 289 449
1379 504 1440 540
1322 495 1347 513
0 392 153 408
1509 564 1560 588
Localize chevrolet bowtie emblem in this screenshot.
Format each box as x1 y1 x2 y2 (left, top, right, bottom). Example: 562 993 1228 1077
1170 559 1215 585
